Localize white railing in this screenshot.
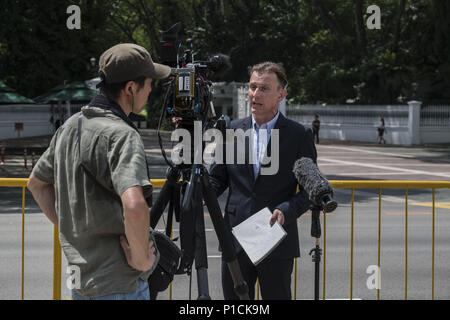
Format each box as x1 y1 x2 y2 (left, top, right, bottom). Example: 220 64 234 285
286 102 450 145
287 104 409 127
420 105 450 127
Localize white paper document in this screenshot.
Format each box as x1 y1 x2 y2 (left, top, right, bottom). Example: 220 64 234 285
231 207 287 265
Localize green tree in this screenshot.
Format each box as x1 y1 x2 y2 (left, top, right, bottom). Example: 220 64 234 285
1 0 449 112
0 0 121 98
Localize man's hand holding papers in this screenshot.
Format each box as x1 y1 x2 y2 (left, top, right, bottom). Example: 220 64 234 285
231 207 287 265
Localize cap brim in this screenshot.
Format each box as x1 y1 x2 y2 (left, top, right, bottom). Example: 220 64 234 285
151 63 171 80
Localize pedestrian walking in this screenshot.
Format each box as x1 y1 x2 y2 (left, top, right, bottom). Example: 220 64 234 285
377 118 386 144
312 114 320 144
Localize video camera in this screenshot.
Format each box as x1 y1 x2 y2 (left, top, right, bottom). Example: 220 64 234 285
159 22 230 121
157 22 231 168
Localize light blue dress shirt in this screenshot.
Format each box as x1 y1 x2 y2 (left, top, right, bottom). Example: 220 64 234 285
251 111 280 179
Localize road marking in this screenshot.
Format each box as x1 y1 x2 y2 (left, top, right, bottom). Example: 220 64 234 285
411 202 450 209
335 189 424 205
319 163 450 167
317 145 416 158
328 172 440 176
156 229 215 232
383 211 431 215
321 157 417 161
336 188 405 203
302 212 335 216
320 157 450 178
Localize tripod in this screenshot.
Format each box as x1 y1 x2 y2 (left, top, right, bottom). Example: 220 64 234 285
308 205 322 301
150 163 249 300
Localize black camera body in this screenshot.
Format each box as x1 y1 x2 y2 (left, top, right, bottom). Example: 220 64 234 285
158 23 230 169
159 23 230 123
165 60 213 122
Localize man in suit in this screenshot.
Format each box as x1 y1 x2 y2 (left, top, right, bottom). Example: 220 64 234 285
208 62 317 300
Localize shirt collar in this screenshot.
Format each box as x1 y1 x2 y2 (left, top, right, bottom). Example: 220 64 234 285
252 111 280 131
88 94 138 132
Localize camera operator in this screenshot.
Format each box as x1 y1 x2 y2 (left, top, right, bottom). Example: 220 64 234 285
208 62 317 300
27 43 170 300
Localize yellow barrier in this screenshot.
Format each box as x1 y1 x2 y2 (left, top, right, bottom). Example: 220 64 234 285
0 178 165 300
323 180 450 300
1 178 449 300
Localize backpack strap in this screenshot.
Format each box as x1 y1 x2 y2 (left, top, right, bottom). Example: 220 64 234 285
77 113 83 156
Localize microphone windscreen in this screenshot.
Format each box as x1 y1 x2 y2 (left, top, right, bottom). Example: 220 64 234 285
293 157 333 204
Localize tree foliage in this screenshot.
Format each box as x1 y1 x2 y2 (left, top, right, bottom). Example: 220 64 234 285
0 0 449 112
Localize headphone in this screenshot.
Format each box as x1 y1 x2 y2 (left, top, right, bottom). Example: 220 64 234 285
128 87 134 113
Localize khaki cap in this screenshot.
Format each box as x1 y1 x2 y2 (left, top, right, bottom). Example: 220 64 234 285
98 43 171 85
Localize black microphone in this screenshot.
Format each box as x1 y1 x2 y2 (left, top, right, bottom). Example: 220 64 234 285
205 53 231 75
293 157 337 213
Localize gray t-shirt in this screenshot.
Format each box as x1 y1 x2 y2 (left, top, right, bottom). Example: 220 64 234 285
33 106 153 297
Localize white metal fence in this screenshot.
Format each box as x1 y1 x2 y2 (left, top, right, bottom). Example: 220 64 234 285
420 105 450 127
288 104 409 127
286 102 450 145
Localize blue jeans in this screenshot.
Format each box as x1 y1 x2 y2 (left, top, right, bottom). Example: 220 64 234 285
71 279 150 300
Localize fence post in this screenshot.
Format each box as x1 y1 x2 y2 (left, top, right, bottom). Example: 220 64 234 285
278 97 286 116
237 86 250 119
1 146 5 164
31 152 36 170
53 226 62 300
408 100 422 145
24 148 28 170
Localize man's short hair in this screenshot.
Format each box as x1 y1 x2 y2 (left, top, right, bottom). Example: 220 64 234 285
249 62 288 89
98 76 146 101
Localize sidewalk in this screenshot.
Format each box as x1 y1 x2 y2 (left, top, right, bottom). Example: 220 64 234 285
0 135 51 178
0 130 173 178
0 135 52 154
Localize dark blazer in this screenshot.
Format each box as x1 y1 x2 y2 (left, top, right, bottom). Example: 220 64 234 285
209 113 317 259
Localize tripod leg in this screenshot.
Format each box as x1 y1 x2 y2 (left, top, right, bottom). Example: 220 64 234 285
150 167 180 229
165 195 174 237
196 268 210 300
201 169 249 300
192 170 211 300
178 166 211 300
147 168 180 300
150 289 158 300
150 180 172 228
179 172 197 271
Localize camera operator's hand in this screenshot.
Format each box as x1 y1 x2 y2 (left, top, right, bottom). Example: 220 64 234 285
120 236 157 272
